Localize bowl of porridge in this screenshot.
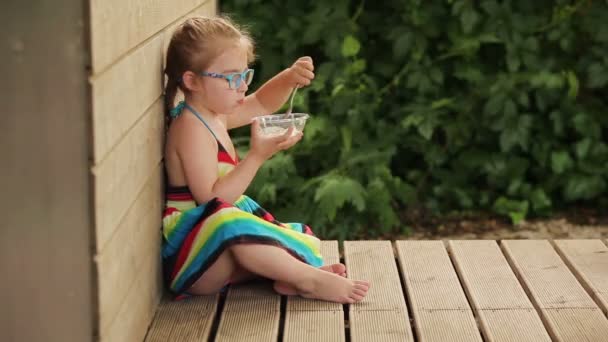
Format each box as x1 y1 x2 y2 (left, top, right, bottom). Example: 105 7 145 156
256 113 309 137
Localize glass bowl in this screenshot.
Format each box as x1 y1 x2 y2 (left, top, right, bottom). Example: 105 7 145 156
257 113 309 137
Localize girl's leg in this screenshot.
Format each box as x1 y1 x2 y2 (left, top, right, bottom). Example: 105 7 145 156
230 244 369 303
188 244 369 303
187 249 237 295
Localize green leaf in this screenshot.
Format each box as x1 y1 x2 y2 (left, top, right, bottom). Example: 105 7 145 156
564 174 606 201
314 176 366 221
431 98 454 109
551 151 574 174
503 99 517 117
499 115 532 152
401 112 424 128
566 71 579 99
588 62 608 88
341 127 352 153
461 7 479 34
530 188 552 212
484 95 504 116
492 197 529 224
341 35 361 57
549 110 564 136
393 32 412 58
506 52 520 72
418 119 435 140
575 138 592 159
572 113 600 139
331 83 344 97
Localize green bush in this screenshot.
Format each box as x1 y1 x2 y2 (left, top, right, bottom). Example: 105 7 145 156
222 0 608 240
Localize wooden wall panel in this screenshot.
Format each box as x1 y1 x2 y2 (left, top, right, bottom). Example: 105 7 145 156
96 165 163 333
90 0 207 73
93 100 164 252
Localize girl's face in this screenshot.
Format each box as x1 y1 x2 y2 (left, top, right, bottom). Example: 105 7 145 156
193 42 250 115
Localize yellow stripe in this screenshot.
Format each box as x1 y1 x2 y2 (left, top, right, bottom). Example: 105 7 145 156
172 207 321 285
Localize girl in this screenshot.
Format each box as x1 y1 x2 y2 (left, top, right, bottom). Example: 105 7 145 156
161 15 369 304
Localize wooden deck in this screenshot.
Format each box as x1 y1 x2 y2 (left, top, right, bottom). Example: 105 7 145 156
144 239 608 341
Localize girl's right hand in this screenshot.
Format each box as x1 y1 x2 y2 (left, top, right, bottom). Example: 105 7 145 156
249 118 303 161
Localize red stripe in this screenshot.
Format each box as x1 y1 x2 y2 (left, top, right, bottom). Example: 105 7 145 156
167 193 193 201
163 207 178 217
218 151 237 165
170 221 204 280
262 212 275 222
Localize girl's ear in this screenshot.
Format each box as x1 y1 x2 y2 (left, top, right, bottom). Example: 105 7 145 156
181 71 200 92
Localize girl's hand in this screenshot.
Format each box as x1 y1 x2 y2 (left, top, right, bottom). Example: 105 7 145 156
287 56 315 87
249 118 303 161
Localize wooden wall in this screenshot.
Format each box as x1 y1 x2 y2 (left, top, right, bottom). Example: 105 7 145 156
89 1 217 341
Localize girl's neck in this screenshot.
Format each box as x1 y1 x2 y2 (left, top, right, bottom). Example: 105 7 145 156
184 95 220 123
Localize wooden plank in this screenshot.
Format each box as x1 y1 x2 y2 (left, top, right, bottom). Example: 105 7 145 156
344 241 413 342
91 35 163 164
101 237 163 342
284 241 345 342
90 0 208 73
93 100 164 252
284 311 344 342
215 281 281 341
96 165 163 332
478 309 553 342
349 311 411 342
396 241 481 342
553 239 608 315
543 308 608 341
449 240 551 342
502 240 608 341
1 2 93 341
145 295 219 342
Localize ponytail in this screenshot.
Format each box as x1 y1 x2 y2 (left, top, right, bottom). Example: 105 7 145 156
164 74 179 123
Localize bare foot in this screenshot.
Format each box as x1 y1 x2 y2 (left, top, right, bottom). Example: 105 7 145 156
273 263 347 295
298 271 370 304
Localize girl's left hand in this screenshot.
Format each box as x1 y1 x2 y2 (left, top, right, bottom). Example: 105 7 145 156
287 56 315 87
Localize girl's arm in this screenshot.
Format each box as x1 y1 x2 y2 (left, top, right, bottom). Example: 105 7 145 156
226 56 315 130
180 119 303 204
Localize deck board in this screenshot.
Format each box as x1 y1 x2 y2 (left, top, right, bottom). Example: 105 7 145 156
553 239 608 315
284 241 345 341
396 241 482 342
215 281 280 341
144 295 218 342
502 240 608 341
344 241 413 342
448 240 551 341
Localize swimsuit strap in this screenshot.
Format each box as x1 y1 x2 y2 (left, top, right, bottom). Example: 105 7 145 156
183 102 220 142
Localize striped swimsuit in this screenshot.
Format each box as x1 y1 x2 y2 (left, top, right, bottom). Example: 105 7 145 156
161 104 322 299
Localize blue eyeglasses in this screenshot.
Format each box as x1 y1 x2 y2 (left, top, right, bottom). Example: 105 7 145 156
198 68 254 89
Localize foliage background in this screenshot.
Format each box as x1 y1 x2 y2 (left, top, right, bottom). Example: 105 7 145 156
221 0 608 240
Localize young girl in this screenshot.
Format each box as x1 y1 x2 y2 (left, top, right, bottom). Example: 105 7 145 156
161 15 369 304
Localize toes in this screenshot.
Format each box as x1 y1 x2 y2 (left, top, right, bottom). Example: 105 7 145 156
354 283 369 291
333 263 346 273
354 288 367 297
349 293 364 302
355 280 370 287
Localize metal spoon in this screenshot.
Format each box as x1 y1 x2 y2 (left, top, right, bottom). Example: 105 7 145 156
283 85 299 119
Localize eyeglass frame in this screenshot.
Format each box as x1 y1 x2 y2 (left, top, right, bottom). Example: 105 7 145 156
198 68 255 89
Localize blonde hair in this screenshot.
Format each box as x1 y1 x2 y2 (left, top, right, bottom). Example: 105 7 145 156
163 15 255 119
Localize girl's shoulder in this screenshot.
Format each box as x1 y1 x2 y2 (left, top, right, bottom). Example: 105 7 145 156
166 115 218 154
